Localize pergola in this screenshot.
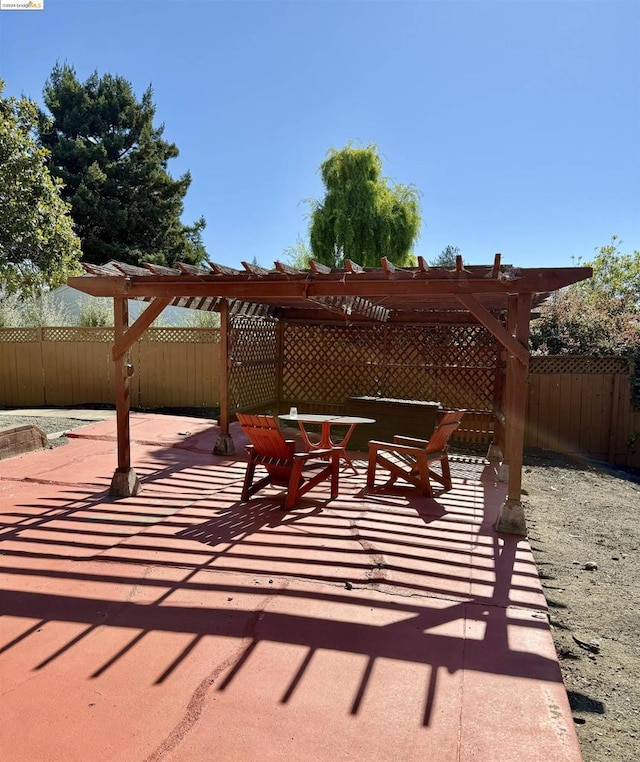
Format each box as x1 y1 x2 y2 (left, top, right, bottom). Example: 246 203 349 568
68 254 591 535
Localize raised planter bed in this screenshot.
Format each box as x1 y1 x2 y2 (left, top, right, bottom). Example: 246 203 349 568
0 424 47 460
345 396 441 451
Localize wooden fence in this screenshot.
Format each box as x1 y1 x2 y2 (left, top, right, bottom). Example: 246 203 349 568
1 326 638 467
0 327 220 410
526 355 639 467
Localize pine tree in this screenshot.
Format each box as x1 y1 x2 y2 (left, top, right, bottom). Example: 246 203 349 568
39 64 207 267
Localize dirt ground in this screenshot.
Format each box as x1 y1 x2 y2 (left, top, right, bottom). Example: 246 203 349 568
522 452 640 762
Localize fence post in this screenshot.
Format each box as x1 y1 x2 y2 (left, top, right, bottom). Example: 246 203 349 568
38 326 46 406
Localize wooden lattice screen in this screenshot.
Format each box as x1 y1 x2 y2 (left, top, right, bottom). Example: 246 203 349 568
229 318 279 411
39 327 114 343
281 323 500 411
529 355 630 375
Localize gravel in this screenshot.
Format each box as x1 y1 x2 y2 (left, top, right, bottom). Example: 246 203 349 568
0 415 97 447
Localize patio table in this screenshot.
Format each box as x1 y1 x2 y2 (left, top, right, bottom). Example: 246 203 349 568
278 413 375 473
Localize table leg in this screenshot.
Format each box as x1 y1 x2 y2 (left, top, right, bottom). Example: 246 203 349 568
296 421 330 450
329 423 359 474
297 421 360 474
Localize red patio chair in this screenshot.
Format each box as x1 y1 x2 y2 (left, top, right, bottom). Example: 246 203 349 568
236 414 340 510
366 410 465 497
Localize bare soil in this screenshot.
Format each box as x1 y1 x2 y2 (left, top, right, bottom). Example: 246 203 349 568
522 452 640 762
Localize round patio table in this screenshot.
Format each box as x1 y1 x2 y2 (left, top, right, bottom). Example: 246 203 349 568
278 413 375 474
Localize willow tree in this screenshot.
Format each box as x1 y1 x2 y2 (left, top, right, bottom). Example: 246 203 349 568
39 64 207 268
309 144 421 268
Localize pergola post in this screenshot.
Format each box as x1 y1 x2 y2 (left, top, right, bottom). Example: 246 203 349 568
109 297 141 497
497 297 517 482
488 349 506 463
495 292 532 535
213 299 235 455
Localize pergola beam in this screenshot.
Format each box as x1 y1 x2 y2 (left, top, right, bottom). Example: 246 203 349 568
112 296 172 361
455 293 528 366
278 308 486 325
68 267 591 301
307 296 390 322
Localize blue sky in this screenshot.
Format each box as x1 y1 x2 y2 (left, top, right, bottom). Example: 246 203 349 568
1 0 639 269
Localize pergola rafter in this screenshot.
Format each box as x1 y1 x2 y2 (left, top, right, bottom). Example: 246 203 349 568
69 256 592 535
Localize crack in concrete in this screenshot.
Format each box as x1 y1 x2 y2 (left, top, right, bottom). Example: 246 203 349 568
346 511 389 584
143 583 287 762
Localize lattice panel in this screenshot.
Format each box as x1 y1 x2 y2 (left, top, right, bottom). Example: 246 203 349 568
282 325 379 401
229 319 278 410
142 327 220 344
0 327 40 342
284 361 381 402
419 325 497 368
41 327 114 342
379 366 440 402
230 364 277 409
530 355 630 375
285 324 388 365
435 366 496 410
230 319 278 363
282 323 498 411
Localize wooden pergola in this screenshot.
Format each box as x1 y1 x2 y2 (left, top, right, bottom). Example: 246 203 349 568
68 254 591 535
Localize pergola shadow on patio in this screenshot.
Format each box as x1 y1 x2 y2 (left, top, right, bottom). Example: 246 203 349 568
0 414 582 761
69 255 591 535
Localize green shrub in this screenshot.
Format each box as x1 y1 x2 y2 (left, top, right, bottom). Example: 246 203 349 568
0 287 71 326
530 238 640 404
78 299 113 326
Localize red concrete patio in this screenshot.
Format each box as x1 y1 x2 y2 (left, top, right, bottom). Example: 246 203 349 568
0 413 582 762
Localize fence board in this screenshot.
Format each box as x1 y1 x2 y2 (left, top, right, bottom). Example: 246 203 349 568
524 371 540 448
588 374 608 458
24 342 44 406
0 335 44 406
171 342 188 407
533 374 552 450
138 341 171 408
615 377 631 465
557 375 573 453
40 340 63 405
0 343 17 405
547 375 563 452
193 340 219 409
577 374 595 456
568 374 583 453
630 409 640 469
614 375 640 468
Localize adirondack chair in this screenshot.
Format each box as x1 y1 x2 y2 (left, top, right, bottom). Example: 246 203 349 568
366 410 465 497
236 414 340 510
